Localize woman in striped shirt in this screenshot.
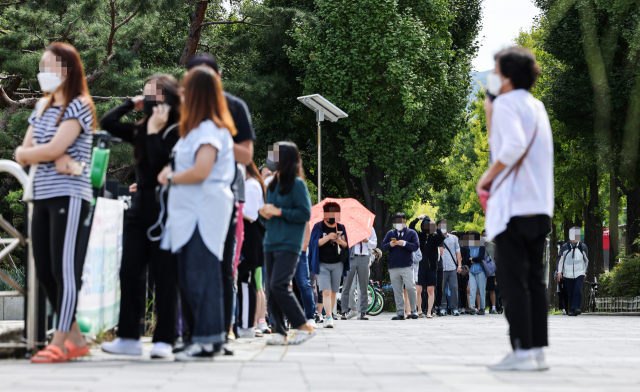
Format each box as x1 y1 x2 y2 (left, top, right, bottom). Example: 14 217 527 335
15 43 95 363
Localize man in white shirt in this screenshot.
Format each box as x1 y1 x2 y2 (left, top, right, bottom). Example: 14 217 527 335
340 227 377 320
437 219 462 316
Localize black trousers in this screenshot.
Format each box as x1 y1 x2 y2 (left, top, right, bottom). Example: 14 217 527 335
118 190 177 344
265 251 307 336
558 279 569 313
236 260 256 330
435 269 443 308
495 215 550 350
32 196 89 333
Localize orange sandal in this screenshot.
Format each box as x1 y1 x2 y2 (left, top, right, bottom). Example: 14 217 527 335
30 345 67 363
64 340 90 360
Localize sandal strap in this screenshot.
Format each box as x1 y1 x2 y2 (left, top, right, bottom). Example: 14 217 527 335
35 345 65 360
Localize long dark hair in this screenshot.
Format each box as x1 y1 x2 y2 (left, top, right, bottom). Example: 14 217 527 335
246 161 266 201
179 65 236 138
44 43 96 130
267 141 305 196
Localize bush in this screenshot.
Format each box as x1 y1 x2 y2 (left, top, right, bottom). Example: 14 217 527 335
0 266 25 292
598 255 640 298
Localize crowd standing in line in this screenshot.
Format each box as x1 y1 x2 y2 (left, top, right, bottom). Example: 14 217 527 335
17 44 562 372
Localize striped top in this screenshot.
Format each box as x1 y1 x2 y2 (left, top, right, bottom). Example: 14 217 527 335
28 97 94 202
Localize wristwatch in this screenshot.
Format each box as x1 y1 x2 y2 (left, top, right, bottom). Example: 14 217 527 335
167 173 174 186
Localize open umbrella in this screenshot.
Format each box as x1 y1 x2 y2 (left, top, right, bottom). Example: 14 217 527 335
310 198 375 245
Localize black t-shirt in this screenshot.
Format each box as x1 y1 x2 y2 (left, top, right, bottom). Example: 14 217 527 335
225 92 255 203
319 222 341 264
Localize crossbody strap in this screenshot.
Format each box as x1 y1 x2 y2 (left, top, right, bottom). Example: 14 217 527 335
442 241 457 269
492 112 540 192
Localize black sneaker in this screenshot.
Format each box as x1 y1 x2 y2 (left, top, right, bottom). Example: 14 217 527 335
489 309 498 314
410 313 419 319
174 343 214 361
358 312 369 320
477 309 485 315
172 337 189 353
575 309 581 316
391 315 405 320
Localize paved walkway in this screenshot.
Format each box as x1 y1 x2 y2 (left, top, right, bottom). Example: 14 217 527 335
2 313 640 391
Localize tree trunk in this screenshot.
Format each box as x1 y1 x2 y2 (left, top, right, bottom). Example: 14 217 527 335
584 172 604 281
180 1 209 66
624 186 640 255
609 169 619 270
548 222 559 310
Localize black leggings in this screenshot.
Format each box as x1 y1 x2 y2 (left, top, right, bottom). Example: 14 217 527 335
32 196 89 333
117 190 177 344
236 261 256 330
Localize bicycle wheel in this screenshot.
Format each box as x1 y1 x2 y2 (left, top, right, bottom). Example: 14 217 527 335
365 285 376 313
367 290 384 316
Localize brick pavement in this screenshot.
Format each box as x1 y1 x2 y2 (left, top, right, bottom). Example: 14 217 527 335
1 313 640 391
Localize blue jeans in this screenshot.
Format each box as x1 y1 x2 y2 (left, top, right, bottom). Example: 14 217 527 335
469 270 487 309
177 228 226 344
294 251 316 320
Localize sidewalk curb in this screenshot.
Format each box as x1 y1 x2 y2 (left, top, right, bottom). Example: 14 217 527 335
582 312 640 317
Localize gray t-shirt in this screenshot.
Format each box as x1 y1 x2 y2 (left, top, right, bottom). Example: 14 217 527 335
439 234 460 271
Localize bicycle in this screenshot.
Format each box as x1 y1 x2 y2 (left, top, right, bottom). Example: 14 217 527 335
584 277 598 313
336 264 385 316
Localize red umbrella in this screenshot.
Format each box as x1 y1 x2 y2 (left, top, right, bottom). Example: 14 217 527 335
310 198 375 245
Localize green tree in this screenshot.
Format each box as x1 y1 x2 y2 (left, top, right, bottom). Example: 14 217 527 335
288 0 481 242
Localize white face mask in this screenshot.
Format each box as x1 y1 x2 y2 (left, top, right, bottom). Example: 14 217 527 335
37 72 63 93
394 223 404 231
481 237 487 243
488 73 502 97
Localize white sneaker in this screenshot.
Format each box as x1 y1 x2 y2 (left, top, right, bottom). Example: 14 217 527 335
535 352 549 371
237 327 256 339
227 332 236 341
346 310 358 319
258 320 272 334
150 342 173 359
307 319 317 328
174 343 214 362
287 328 316 345
562 309 567 315
266 333 287 345
324 317 335 328
489 353 539 371
101 338 142 355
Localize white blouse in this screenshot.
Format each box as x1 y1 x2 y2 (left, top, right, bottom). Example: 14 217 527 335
486 89 554 239
243 177 264 221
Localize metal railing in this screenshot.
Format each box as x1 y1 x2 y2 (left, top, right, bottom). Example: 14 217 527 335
0 160 39 352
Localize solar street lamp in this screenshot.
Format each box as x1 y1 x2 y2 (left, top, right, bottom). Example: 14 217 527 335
297 94 348 201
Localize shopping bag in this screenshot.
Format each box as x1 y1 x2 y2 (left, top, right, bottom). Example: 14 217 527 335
75 197 125 335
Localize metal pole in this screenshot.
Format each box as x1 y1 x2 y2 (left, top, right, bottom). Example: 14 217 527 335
317 119 321 202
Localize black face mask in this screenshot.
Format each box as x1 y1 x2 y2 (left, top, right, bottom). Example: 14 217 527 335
327 218 335 225
143 98 159 117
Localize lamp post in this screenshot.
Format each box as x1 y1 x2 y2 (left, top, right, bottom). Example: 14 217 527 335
297 94 348 202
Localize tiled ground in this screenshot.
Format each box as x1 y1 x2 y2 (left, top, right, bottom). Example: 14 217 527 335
1 313 639 391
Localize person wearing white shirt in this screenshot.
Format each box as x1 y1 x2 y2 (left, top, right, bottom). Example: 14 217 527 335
477 47 553 372
340 227 377 320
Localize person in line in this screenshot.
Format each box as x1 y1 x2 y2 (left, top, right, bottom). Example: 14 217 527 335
409 216 444 318
259 165 274 181
482 229 500 314
458 232 472 313
99 74 180 359
467 231 487 315
295 221 317 326
381 213 420 320
341 226 377 320
15 43 94 363
236 162 267 338
403 247 422 317
437 219 462 316
309 203 350 328
259 142 315 345
477 46 553 371
185 54 255 354
556 227 589 316
157 65 235 360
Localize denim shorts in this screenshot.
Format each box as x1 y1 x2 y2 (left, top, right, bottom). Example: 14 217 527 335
318 262 343 292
